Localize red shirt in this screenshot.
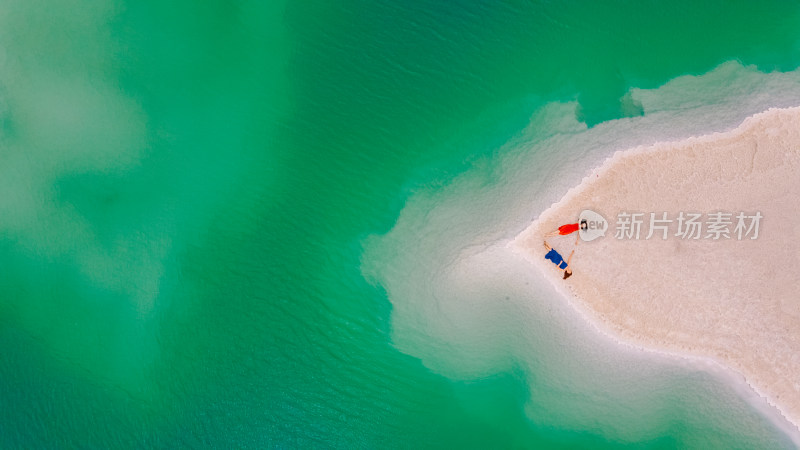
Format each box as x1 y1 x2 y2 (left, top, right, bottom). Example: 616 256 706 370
558 223 579 235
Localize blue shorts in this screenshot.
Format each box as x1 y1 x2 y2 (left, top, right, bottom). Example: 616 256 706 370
545 248 568 270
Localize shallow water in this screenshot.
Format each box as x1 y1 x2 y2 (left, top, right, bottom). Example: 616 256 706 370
2 0 800 448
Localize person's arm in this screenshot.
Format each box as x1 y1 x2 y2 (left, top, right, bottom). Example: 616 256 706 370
566 249 575 266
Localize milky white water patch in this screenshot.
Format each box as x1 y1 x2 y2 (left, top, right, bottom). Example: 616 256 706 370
362 61 800 445
0 0 288 394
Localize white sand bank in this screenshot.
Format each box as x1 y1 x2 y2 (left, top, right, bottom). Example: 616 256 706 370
514 106 800 428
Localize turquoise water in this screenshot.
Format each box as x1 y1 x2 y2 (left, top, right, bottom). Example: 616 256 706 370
1 0 800 448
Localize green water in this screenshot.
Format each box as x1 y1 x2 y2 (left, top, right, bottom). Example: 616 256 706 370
2 0 800 448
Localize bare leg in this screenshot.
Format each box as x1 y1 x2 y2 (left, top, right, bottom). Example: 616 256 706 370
543 240 551 251
544 230 561 237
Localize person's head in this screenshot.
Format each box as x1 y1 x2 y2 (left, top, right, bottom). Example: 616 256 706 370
563 268 572 279
580 219 588 230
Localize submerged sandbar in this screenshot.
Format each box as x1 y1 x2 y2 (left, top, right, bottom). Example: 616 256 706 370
514 106 800 427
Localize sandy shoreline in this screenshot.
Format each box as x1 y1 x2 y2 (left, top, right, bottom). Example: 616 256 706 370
513 106 800 436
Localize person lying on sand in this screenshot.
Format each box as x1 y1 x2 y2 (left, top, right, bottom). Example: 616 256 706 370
544 219 587 237
543 237 577 279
